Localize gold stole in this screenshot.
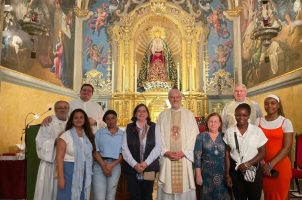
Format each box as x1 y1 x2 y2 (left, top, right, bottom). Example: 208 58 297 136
170 110 183 193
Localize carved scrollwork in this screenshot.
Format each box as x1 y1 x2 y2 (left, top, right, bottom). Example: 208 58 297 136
151 0 167 15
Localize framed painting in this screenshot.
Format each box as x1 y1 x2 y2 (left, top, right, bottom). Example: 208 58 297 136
1 0 76 90
240 0 302 90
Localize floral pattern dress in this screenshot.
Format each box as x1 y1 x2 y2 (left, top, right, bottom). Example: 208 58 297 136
194 132 229 200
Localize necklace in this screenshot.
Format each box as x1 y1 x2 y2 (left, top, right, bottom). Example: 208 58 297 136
214 144 219 155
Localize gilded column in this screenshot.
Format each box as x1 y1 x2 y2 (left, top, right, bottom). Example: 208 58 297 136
181 40 187 91
186 34 192 92
123 38 129 92
129 40 135 92
111 41 117 93
191 37 198 91
118 41 124 92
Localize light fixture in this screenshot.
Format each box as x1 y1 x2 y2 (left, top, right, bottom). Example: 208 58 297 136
250 0 282 47
20 108 52 143
18 3 49 58
4 0 12 12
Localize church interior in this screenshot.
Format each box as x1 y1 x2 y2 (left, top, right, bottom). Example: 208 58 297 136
0 0 302 198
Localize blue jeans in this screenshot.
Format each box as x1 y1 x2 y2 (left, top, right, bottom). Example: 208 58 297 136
57 162 85 200
92 160 121 200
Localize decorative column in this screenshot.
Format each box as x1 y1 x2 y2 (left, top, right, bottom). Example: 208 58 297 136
73 0 91 92
186 35 192 92
73 17 84 92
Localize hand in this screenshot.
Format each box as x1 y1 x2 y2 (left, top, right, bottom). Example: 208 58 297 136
196 175 203 186
134 163 144 173
41 116 52 126
225 175 233 188
105 163 115 172
140 161 148 170
58 177 65 190
174 151 185 159
238 163 249 172
102 165 112 177
262 162 272 176
165 151 184 161
100 163 112 177
88 118 97 126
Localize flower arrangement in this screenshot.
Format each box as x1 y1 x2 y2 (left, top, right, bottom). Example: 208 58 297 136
143 81 172 91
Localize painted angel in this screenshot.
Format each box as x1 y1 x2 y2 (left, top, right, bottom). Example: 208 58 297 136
85 36 107 70
88 3 109 36
207 6 229 38
211 40 232 71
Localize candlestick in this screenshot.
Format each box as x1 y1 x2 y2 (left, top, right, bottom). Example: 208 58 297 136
111 61 114 93
189 64 192 91
177 62 180 90
123 65 125 94
135 61 137 93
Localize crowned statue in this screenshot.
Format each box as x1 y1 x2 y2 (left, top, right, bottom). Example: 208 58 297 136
137 26 178 92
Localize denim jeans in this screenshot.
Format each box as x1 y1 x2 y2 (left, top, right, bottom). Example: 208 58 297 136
92 160 121 200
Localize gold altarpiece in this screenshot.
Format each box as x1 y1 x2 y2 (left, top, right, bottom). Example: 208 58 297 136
103 0 209 125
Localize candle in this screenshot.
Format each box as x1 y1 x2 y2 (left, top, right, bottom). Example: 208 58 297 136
123 65 125 93
177 62 180 90
189 64 192 91
135 61 137 92
111 61 114 93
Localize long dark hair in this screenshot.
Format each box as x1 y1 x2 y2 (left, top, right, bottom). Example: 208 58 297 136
205 112 223 132
131 103 152 124
65 109 95 150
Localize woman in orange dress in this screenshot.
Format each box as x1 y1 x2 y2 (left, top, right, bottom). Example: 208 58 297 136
256 94 293 200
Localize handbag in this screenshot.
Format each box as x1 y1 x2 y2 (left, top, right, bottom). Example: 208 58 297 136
234 132 257 182
243 165 257 182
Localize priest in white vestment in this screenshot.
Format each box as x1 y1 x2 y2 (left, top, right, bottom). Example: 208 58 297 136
34 101 69 200
156 88 199 200
41 84 106 133
69 84 106 133
221 83 262 132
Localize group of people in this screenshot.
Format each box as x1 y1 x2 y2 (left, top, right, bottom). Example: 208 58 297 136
33 83 293 200
194 84 293 200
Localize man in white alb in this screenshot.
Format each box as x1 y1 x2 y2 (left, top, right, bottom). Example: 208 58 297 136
42 83 106 133
156 87 199 200
69 83 106 133
34 100 69 200
221 83 262 132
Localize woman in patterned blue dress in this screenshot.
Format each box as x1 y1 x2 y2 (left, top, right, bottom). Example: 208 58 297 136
194 113 229 200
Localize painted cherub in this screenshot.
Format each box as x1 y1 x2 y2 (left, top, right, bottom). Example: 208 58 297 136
212 40 232 71
85 36 107 70
207 6 229 38
88 3 109 36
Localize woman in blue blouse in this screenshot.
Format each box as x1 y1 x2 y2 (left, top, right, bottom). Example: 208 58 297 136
194 113 228 200
92 110 124 200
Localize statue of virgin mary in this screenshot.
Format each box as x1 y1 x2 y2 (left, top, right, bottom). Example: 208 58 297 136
137 27 178 92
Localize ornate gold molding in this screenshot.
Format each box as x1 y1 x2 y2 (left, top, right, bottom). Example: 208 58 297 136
73 6 89 18
150 0 167 15
226 7 242 17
